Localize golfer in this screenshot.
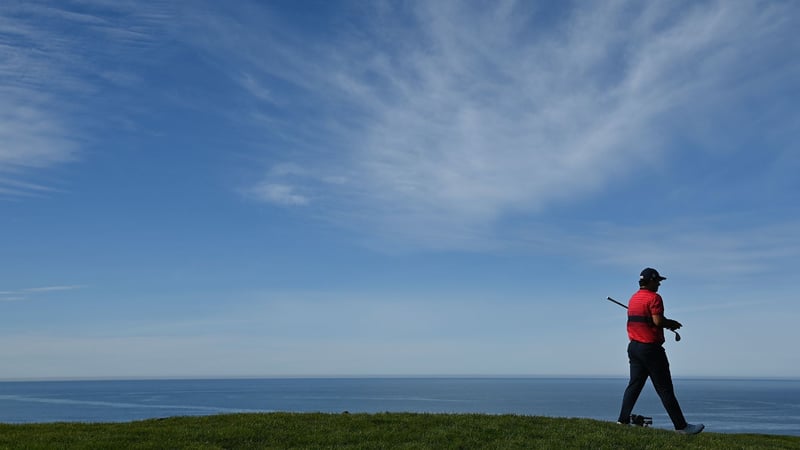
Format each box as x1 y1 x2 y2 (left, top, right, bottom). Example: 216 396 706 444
617 268 704 434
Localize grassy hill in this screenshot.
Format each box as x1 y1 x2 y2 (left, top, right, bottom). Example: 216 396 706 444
1 412 798 449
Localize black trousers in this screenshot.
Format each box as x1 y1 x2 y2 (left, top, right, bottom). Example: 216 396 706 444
617 340 688 430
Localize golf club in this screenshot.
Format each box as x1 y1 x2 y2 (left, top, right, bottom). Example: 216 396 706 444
606 296 681 342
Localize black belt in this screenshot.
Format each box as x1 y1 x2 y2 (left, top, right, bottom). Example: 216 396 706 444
630 339 660 345
627 315 652 323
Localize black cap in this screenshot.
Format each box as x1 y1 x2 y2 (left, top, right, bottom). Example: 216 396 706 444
640 267 667 282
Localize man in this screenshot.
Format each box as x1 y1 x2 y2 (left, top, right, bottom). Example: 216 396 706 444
617 268 704 435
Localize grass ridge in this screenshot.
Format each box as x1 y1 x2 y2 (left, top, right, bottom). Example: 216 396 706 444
1 412 798 449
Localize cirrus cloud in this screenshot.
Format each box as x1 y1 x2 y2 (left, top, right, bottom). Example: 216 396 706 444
189 1 797 250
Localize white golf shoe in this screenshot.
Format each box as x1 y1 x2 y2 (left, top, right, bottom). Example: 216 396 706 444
676 423 705 435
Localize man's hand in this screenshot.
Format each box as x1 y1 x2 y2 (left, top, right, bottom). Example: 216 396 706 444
665 319 683 331
653 315 682 331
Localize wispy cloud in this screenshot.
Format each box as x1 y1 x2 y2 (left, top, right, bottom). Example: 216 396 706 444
0 87 78 196
188 1 797 252
7 1 792 276
546 219 800 281
0 1 175 198
0 175 58 198
0 285 84 302
1 7 86 196
247 182 309 206
22 285 85 293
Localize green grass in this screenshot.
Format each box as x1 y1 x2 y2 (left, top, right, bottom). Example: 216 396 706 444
1 413 798 449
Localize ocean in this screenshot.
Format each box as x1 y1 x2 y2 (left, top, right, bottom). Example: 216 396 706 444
0 377 797 436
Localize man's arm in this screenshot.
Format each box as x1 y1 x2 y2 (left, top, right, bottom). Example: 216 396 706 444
652 314 682 331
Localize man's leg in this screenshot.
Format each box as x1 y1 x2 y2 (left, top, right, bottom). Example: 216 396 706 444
641 344 688 430
618 341 648 423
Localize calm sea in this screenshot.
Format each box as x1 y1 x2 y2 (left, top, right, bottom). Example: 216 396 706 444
0 377 797 436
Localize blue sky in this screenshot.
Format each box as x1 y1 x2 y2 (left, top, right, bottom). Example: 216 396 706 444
1 0 798 379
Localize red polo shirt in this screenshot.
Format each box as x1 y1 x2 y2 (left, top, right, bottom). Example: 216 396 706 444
627 289 665 345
